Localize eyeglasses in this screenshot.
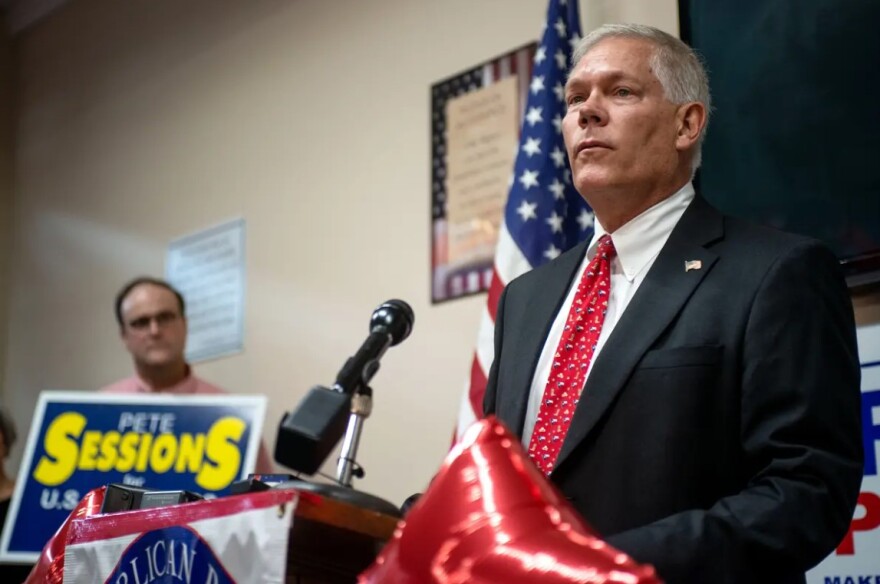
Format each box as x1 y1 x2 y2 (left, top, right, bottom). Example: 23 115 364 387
126 311 181 331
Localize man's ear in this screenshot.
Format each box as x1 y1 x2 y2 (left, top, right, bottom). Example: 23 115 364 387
675 101 707 152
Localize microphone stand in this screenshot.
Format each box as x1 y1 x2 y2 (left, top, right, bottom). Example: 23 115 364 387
279 385 397 517
336 386 372 487
273 353 397 516
274 300 414 517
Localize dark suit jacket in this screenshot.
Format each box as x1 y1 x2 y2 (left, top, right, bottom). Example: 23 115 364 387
484 195 863 583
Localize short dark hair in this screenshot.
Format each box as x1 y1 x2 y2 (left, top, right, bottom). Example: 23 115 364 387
0 409 16 458
115 277 186 328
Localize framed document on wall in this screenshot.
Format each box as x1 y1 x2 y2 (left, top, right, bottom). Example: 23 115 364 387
431 43 536 304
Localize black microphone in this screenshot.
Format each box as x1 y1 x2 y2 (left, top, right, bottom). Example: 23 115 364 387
275 299 414 475
333 299 414 395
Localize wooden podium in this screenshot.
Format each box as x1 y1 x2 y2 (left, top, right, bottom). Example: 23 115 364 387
287 490 399 583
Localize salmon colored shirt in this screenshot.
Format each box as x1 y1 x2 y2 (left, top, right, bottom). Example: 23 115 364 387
100 371 275 474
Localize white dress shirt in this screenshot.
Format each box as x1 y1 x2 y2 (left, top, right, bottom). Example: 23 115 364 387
521 183 696 446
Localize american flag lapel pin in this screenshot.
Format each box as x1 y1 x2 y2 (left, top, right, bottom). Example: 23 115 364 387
684 260 702 272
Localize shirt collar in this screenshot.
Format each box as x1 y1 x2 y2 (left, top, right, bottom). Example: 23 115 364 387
135 364 195 393
587 182 695 281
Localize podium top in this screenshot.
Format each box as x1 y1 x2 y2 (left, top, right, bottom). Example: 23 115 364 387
293 488 400 541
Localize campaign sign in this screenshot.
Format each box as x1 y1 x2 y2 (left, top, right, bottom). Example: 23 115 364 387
0 391 267 563
63 489 296 583
808 323 880 584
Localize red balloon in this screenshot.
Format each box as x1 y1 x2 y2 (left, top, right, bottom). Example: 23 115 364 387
360 417 661 584
24 486 106 584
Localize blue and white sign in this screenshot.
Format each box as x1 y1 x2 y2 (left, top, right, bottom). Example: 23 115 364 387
62 489 296 584
0 391 266 562
808 323 880 583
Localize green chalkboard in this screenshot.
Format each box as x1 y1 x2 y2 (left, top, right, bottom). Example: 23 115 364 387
680 0 880 281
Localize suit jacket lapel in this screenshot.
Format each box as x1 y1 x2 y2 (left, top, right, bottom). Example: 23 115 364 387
553 196 724 472
497 238 589 437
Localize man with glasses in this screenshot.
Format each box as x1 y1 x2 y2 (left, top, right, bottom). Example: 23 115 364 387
102 276 274 473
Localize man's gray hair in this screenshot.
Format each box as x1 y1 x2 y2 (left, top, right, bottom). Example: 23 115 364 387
571 24 711 171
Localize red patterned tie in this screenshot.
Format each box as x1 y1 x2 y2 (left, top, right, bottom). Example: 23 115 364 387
528 234 616 475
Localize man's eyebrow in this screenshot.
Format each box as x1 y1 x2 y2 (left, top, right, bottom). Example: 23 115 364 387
564 77 582 95
565 70 638 92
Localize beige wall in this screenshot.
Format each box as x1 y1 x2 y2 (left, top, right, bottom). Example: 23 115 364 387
3 0 678 506
0 9 12 403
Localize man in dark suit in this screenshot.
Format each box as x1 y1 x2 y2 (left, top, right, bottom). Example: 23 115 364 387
483 23 862 583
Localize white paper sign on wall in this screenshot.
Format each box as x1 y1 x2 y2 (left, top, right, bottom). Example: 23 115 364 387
166 218 246 363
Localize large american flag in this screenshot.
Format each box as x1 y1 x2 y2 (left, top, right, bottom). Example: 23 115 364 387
456 0 595 439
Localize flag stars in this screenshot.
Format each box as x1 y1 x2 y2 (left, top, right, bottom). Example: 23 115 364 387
554 18 567 38
535 46 547 65
544 244 561 260
546 212 563 233
519 169 540 190
522 137 542 157
550 147 566 168
577 208 595 230
525 106 544 126
554 82 565 101
555 50 567 69
530 75 546 94
549 178 565 200
516 200 538 221
552 114 563 133
569 33 582 52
